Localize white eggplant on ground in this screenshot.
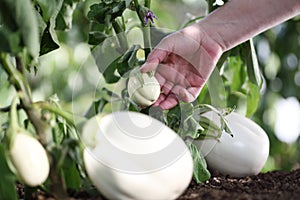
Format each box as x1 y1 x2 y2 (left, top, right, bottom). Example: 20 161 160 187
127 72 160 107
9 132 50 187
82 111 193 200
193 111 269 177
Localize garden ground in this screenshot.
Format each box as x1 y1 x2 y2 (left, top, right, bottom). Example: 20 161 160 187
18 168 299 200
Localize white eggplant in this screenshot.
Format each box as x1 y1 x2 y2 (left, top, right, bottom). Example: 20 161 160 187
127 73 160 107
9 132 50 187
82 111 193 200
193 111 269 177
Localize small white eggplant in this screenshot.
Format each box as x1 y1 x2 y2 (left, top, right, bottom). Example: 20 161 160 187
127 73 160 107
82 111 193 200
193 111 269 177
9 132 50 187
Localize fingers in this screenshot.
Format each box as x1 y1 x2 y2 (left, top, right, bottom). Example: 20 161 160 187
152 85 200 110
179 87 201 102
153 93 179 110
140 49 169 73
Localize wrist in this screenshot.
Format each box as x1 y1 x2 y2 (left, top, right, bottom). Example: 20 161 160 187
183 22 224 61
195 0 300 52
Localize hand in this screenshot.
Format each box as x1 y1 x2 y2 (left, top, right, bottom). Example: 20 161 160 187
140 24 223 109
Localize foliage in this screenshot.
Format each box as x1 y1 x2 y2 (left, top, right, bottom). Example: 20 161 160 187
0 0 298 198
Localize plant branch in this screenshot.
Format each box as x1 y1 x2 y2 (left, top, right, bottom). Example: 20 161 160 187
33 102 79 126
0 53 53 146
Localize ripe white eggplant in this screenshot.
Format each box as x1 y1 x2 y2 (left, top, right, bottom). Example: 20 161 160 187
9 132 50 187
127 73 160 107
193 111 269 177
82 111 193 200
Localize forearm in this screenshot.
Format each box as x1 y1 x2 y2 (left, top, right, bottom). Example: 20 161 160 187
198 0 300 51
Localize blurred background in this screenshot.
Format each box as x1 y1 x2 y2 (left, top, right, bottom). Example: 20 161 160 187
11 0 299 172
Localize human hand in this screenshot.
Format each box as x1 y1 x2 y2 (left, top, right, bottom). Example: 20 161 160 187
140 24 224 109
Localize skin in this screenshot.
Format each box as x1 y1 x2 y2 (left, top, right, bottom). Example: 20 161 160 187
140 0 300 110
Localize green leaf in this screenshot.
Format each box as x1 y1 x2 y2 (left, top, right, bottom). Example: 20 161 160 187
87 3 111 24
226 56 246 91
37 0 64 56
40 28 60 55
0 1 18 32
35 0 60 22
88 32 108 45
55 1 77 31
0 144 18 200
53 122 66 144
99 45 140 83
199 116 221 133
35 9 47 40
148 106 167 124
188 143 211 183
0 28 21 54
207 68 227 108
0 0 40 57
125 0 133 7
181 117 204 139
62 157 81 190
84 98 109 118
219 115 233 137
88 1 128 27
180 102 194 120
241 39 262 86
101 56 125 83
246 82 260 117
15 0 40 58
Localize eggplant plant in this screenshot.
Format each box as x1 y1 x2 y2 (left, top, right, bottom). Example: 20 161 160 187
0 0 265 199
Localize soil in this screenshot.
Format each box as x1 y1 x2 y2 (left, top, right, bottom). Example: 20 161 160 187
18 168 300 200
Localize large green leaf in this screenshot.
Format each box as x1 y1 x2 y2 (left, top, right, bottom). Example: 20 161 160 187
15 0 40 58
0 28 21 54
227 56 247 91
87 1 128 26
207 68 227 109
241 39 262 86
61 157 81 190
188 143 211 183
0 0 40 58
0 145 18 200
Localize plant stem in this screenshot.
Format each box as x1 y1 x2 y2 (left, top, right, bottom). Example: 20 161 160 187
133 0 152 59
15 54 32 101
143 27 151 59
133 0 143 22
207 0 214 13
33 102 77 126
49 166 68 200
5 96 21 149
24 106 53 145
145 0 151 8
0 53 31 103
112 20 129 52
0 53 53 146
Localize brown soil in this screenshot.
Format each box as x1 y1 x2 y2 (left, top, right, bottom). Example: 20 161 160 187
18 169 300 200
178 169 300 200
